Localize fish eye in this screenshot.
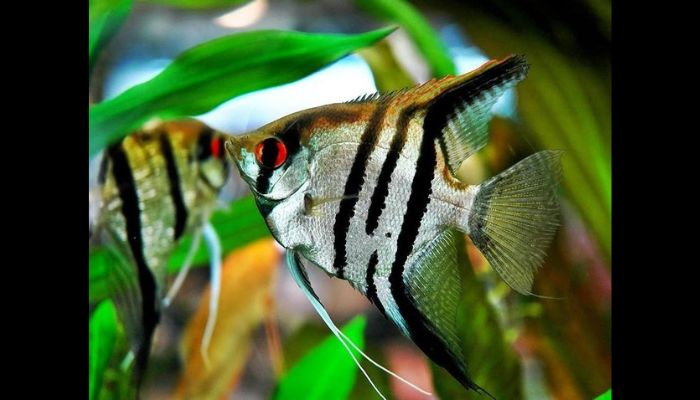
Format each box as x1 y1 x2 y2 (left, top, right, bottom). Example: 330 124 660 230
255 137 287 169
210 137 224 159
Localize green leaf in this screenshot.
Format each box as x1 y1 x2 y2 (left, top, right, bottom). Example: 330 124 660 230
354 0 455 77
431 233 523 399
89 249 116 305
89 27 396 157
140 0 249 9
89 300 119 400
281 321 393 400
89 195 270 303
595 388 612 400
165 195 269 272
89 0 132 76
274 316 366 400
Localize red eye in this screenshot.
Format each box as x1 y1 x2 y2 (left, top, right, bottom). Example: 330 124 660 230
210 137 222 159
255 137 287 169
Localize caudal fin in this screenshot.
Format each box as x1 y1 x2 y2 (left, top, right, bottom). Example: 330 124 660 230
465 151 562 294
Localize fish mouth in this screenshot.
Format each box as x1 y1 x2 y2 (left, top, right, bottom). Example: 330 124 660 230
223 137 263 201
224 134 257 183
225 135 283 200
224 135 247 164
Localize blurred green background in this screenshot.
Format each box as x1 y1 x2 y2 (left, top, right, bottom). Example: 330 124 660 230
89 0 610 399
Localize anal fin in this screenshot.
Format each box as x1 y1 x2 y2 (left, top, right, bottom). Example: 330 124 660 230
399 229 494 398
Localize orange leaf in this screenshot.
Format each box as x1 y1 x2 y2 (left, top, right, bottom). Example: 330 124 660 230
173 238 280 399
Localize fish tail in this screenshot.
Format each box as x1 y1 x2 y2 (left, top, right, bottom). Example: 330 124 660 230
462 151 562 294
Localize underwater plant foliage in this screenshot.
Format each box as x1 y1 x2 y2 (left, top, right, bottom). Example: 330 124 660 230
89 27 395 156
274 317 367 400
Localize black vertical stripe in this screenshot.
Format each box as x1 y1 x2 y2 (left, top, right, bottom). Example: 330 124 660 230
196 127 214 161
333 102 389 279
259 138 280 168
97 151 110 185
255 174 271 194
365 251 386 316
387 56 529 281
388 122 437 303
365 106 416 235
159 134 188 240
255 175 272 194
376 59 526 395
107 143 160 386
387 108 481 391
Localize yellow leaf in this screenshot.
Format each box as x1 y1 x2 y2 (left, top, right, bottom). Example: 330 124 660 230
173 238 280 399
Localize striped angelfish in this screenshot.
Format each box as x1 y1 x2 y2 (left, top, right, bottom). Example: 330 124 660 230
91 119 230 389
225 54 561 398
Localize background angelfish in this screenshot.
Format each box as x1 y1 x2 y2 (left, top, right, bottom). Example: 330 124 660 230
226 55 561 397
90 119 230 389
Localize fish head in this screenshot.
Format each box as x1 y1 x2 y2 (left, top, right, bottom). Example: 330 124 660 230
226 104 371 251
150 119 231 191
197 131 231 190
225 113 316 250
225 116 311 203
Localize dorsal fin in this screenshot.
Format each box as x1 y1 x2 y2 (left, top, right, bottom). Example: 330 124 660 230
345 86 412 104
424 55 529 175
346 91 384 103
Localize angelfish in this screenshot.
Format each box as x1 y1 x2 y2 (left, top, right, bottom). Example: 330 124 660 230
226 55 561 397
91 119 230 389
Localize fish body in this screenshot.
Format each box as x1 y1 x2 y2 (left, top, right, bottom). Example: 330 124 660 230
226 55 561 395
92 119 229 387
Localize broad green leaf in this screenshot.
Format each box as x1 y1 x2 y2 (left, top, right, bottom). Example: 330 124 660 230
89 195 270 303
141 0 249 9
431 234 523 399
274 316 366 400
354 0 455 77
89 0 132 76
282 321 393 400
89 27 396 157
595 388 612 400
89 300 118 400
